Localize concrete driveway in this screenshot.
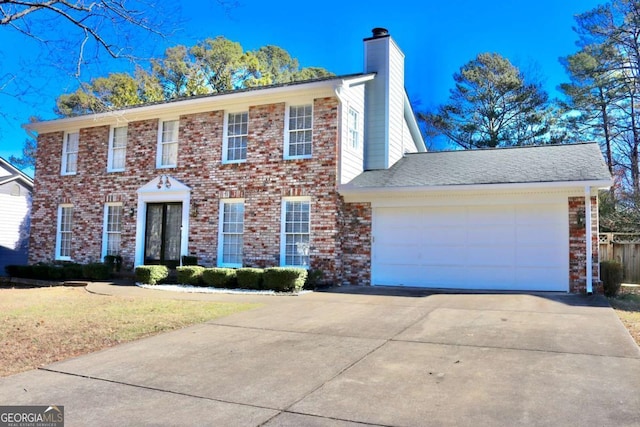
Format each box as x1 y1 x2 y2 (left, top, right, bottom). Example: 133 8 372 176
1 285 639 426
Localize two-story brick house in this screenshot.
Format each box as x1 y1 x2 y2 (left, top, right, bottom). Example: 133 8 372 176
27 28 611 293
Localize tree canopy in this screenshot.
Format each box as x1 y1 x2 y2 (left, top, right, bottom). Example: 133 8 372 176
0 0 177 84
420 53 552 149
559 0 640 231
55 36 333 116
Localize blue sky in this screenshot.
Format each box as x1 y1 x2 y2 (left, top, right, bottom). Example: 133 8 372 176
0 0 603 173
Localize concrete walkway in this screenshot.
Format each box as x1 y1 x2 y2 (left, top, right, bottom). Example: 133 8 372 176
1 283 639 426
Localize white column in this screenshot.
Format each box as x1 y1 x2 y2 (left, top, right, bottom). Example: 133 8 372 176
585 186 593 294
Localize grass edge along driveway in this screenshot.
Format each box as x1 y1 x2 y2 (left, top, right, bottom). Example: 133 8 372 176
0 286 259 377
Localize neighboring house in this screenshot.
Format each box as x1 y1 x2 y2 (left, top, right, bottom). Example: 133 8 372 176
25 28 611 293
0 157 33 275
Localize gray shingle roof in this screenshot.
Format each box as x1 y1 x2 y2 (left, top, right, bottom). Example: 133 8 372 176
347 143 611 188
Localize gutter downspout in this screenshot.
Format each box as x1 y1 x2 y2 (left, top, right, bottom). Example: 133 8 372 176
585 186 593 295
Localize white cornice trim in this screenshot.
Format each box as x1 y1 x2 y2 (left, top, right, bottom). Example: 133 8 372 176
25 76 372 134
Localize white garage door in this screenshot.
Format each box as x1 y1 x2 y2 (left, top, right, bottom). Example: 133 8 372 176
372 204 568 291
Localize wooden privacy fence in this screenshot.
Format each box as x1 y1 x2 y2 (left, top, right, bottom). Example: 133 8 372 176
599 233 640 284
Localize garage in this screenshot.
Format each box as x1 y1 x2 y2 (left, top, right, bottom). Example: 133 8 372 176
371 203 569 291
342 144 612 293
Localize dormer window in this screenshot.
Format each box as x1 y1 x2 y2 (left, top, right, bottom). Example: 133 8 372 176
285 104 312 159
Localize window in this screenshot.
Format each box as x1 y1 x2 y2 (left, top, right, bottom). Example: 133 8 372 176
224 112 248 163
218 200 244 267
103 204 123 257
348 108 360 150
108 126 127 171
281 198 310 267
62 131 79 175
285 104 312 158
56 205 74 260
157 119 179 168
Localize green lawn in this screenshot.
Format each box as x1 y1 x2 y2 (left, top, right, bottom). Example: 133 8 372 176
0 286 259 377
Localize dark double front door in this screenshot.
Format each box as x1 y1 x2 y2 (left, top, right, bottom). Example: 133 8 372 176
144 202 182 267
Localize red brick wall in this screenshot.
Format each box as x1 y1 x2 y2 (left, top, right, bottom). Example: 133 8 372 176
339 200 371 285
29 97 370 284
568 196 601 293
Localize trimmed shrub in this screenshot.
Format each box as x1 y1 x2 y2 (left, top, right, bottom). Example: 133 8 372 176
304 269 324 290
202 268 237 288
601 260 624 297
5 264 33 278
181 255 199 266
176 266 205 285
263 267 308 292
104 255 123 272
47 265 64 280
82 263 111 281
236 268 264 290
135 265 169 285
60 263 84 280
32 263 51 280
4 265 23 277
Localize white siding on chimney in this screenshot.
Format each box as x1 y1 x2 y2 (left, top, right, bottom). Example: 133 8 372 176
363 34 406 170
339 83 366 184
387 39 405 167
402 119 419 153
364 39 388 170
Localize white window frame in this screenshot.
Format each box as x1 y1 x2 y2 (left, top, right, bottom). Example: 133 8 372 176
107 126 128 172
284 103 313 159
61 131 79 175
223 111 249 164
280 197 311 268
217 199 244 268
347 107 361 150
102 203 123 260
157 119 179 168
55 204 74 260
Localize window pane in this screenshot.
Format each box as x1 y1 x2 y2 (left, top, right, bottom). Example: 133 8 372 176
67 133 79 152
162 120 178 143
226 112 248 161
164 204 182 260
66 152 77 173
113 127 127 147
112 147 126 169
64 132 79 174
283 200 310 267
110 126 127 170
221 202 244 265
106 205 123 256
59 206 73 258
348 108 360 149
288 105 312 158
162 141 178 166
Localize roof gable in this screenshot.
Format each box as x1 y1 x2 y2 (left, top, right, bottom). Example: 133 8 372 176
0 157 33 191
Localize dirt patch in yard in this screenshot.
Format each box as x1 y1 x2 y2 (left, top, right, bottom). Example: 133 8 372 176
0 286 258 377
